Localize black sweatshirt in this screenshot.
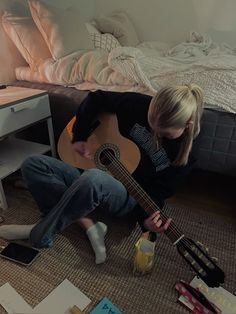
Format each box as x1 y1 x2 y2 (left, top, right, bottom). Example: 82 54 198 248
72 90 199 226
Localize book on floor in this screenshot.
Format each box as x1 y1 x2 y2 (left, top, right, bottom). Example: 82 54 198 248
89 297 122 314
177 276 236 313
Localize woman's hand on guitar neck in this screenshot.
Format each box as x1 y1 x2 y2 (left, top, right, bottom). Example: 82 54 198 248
144 211 172 233
72 141 92 159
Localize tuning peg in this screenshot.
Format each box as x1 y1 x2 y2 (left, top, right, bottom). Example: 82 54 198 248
196 241 209 253
211 256 218 263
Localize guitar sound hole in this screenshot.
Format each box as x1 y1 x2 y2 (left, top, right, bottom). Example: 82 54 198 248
94 143 120 171
100 148 115 166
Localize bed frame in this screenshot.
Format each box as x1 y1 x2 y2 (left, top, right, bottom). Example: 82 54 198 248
13 81 236 177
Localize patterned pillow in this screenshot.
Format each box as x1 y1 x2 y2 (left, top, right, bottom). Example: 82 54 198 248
91 33 121 52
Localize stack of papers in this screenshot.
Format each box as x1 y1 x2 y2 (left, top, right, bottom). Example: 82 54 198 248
0 279 91 314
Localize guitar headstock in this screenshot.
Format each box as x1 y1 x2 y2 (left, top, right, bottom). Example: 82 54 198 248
176 238 225 287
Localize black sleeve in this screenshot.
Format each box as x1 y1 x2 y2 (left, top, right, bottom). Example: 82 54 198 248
72 90 151 142
72 90 125 142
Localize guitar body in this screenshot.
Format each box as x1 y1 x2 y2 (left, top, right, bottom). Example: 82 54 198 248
58 113 141 174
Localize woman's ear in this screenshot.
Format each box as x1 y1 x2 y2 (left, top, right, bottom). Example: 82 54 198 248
186 120 193 128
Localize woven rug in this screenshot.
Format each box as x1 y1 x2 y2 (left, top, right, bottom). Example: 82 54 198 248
0 182 236 314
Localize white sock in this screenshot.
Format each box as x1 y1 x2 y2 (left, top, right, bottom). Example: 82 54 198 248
86 221 107 264
0 224 36 240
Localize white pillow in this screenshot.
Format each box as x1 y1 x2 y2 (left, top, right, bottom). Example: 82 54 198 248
94 11 139 46
28 0 93 60
2 12 51 71
91 33 121 52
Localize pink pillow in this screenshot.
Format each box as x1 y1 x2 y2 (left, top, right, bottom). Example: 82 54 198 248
2 12 51 71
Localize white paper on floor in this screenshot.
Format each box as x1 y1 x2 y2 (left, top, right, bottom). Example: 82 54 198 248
0 279 91 314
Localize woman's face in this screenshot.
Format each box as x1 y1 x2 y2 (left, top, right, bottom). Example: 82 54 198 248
155 126 186 139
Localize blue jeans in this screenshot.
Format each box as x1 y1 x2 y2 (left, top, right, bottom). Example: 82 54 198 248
21 155 137 248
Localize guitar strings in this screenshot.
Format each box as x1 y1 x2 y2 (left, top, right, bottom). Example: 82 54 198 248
103 150 194 248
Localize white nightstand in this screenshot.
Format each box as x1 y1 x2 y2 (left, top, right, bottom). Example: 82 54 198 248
0 86 56 210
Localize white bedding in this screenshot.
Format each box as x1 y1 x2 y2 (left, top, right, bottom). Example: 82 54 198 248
16 32 236 113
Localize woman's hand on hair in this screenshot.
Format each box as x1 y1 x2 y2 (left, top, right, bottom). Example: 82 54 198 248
143 211 172 233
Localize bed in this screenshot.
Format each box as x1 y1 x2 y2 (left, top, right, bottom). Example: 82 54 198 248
1 1 236 176
12 80 236 177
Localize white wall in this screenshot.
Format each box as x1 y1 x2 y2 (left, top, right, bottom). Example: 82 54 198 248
45 0 95 20
95 0 236 46
0 0 96 84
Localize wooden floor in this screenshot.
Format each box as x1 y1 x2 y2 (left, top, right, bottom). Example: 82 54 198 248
168 169 236 218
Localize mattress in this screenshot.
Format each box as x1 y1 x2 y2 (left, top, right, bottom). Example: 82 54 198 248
197 108 236 176
12 81 236 176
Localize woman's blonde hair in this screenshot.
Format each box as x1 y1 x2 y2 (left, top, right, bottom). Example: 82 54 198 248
148 84 204 166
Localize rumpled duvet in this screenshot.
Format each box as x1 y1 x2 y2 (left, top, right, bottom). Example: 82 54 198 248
16 31 236 113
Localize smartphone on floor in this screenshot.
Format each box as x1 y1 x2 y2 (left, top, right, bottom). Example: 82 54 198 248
0 242 40 266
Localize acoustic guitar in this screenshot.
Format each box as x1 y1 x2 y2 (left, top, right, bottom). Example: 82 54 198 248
58 113 225 288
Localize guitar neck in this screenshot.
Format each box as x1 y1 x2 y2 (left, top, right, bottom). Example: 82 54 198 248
106 158 184 244
59 114 225 288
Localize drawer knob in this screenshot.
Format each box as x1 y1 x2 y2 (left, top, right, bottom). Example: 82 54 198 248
11 103 36 112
